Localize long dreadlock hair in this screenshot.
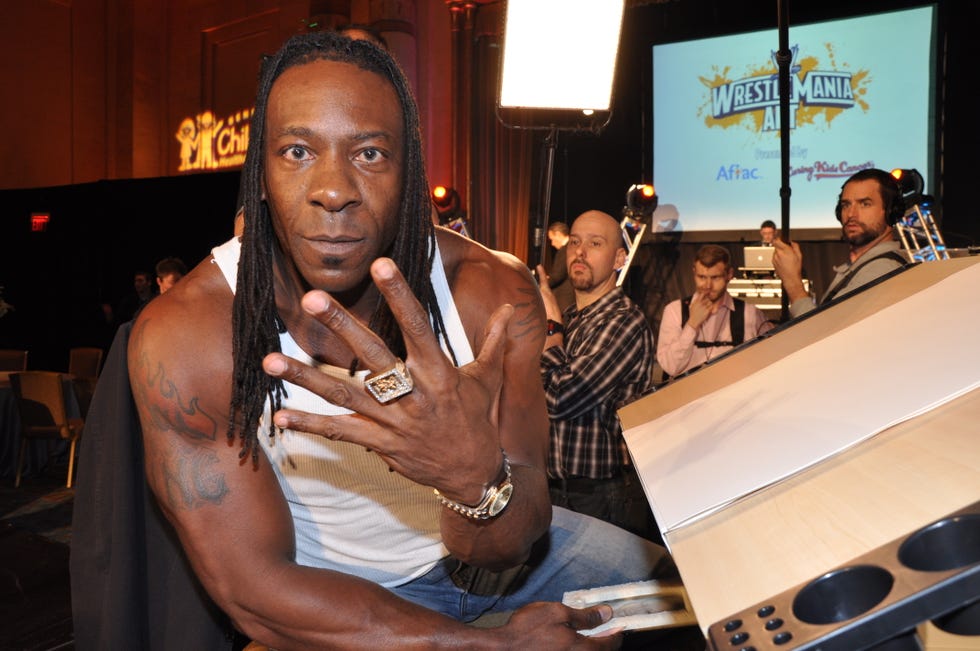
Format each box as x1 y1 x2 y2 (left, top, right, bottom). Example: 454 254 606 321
230 31 456 462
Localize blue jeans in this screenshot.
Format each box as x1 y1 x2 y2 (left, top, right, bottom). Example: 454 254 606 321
549 467 663 546
388 506 675 622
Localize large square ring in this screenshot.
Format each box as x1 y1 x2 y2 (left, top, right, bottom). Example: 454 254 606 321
364 360 414 404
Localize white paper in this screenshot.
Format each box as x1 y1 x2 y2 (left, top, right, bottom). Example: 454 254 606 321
624 261 980 534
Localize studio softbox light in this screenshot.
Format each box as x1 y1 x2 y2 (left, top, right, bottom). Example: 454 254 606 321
497 0 625 131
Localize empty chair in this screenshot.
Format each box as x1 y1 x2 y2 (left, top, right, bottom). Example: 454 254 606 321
9 371 83 488
68 347 104 379
68 348 103 419
0 349 28 371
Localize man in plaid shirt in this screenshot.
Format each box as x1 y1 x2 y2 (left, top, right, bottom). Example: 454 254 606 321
537 210 659 543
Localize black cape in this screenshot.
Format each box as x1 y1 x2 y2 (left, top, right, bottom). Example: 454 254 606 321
70 321 233 650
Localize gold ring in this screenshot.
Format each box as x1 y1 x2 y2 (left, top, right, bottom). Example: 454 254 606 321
364 359 414 404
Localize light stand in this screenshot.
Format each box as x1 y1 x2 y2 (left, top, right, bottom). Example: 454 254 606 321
432 185 471 239
534 127 559 268
496 0 625 269
618 184 658 287
891 169 948 262
776 0 793 323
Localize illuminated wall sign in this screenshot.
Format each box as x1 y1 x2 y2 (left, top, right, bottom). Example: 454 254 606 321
176 107 254 172
31 212 50 232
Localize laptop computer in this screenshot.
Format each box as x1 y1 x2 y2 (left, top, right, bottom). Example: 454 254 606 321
743 246 775 270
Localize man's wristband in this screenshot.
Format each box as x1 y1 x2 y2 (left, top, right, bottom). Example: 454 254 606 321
546 319 564 337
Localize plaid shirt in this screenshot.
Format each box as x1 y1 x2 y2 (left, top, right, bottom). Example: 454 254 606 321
540 287 655 479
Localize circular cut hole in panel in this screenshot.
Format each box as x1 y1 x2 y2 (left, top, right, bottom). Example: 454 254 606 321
898 514 980 572
792 565 894 625
932 599 980 636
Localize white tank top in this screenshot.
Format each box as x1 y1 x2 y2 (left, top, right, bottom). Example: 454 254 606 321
211 237 474 586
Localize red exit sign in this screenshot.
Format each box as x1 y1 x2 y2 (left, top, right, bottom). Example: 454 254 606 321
31 212 50 232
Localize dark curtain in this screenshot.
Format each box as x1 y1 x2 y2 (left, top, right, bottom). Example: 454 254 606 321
467 5 534 264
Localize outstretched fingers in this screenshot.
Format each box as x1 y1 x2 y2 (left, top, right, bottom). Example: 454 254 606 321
369 258 452 380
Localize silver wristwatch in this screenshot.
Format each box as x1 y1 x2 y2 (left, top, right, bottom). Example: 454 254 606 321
434 452 514 520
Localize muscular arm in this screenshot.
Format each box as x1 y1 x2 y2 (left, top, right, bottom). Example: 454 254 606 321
439 243 552 568
128 265 562 651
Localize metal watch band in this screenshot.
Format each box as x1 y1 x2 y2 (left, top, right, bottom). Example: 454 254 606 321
434 451 512 520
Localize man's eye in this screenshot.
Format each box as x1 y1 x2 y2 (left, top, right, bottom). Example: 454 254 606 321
285 146 309 160
359 148 385 163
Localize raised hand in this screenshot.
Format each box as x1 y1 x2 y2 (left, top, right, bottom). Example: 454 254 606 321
685 292 715 330
772 238 808 301
535 264 563 322
262 257 512 505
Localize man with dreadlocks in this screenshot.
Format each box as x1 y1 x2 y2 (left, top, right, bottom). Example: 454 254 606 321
129 32 674 650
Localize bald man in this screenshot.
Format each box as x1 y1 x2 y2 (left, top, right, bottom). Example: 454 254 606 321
537 210 659 542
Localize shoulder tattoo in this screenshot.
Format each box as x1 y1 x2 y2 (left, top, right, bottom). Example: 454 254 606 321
130 320 229 509
130 321 220 443
509 280 541 341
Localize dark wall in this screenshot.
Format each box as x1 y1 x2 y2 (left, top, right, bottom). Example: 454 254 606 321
0 172 239 371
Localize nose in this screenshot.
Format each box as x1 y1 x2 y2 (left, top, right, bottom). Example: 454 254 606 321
307 153 360 213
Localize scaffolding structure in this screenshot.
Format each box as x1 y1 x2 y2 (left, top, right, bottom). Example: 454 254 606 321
896 201 950 262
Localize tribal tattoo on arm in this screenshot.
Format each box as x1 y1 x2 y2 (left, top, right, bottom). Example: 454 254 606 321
130 320 229 511
509 281 542 341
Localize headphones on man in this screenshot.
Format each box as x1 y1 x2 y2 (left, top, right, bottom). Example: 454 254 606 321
834 168 905 226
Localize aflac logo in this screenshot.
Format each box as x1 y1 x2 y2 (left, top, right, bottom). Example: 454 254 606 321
700 44 869 133
716 164 760 181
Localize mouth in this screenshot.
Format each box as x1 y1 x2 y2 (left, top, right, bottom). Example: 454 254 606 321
306 235 365 258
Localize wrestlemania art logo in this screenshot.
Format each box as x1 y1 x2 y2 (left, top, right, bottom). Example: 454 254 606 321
700 44 875 181
176 108 253 172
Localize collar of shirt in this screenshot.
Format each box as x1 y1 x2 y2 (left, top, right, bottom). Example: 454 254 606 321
563 286 627 324
832 239 901 274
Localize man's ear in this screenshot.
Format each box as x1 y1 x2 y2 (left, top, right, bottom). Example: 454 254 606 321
616 247 628 271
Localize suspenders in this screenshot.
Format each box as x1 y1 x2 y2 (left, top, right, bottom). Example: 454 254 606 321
820 250 909 305
680 296 746 348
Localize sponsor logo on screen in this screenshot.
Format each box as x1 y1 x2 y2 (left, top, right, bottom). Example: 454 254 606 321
701 45 869 133
716 164 760 181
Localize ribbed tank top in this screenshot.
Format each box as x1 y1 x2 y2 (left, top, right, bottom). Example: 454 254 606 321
211 237 474 586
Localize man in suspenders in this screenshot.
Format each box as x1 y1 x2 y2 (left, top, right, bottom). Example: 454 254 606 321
773 168 910 318
657 244 774 379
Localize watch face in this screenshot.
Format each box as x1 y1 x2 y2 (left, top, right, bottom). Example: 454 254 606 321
488 483 514 517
